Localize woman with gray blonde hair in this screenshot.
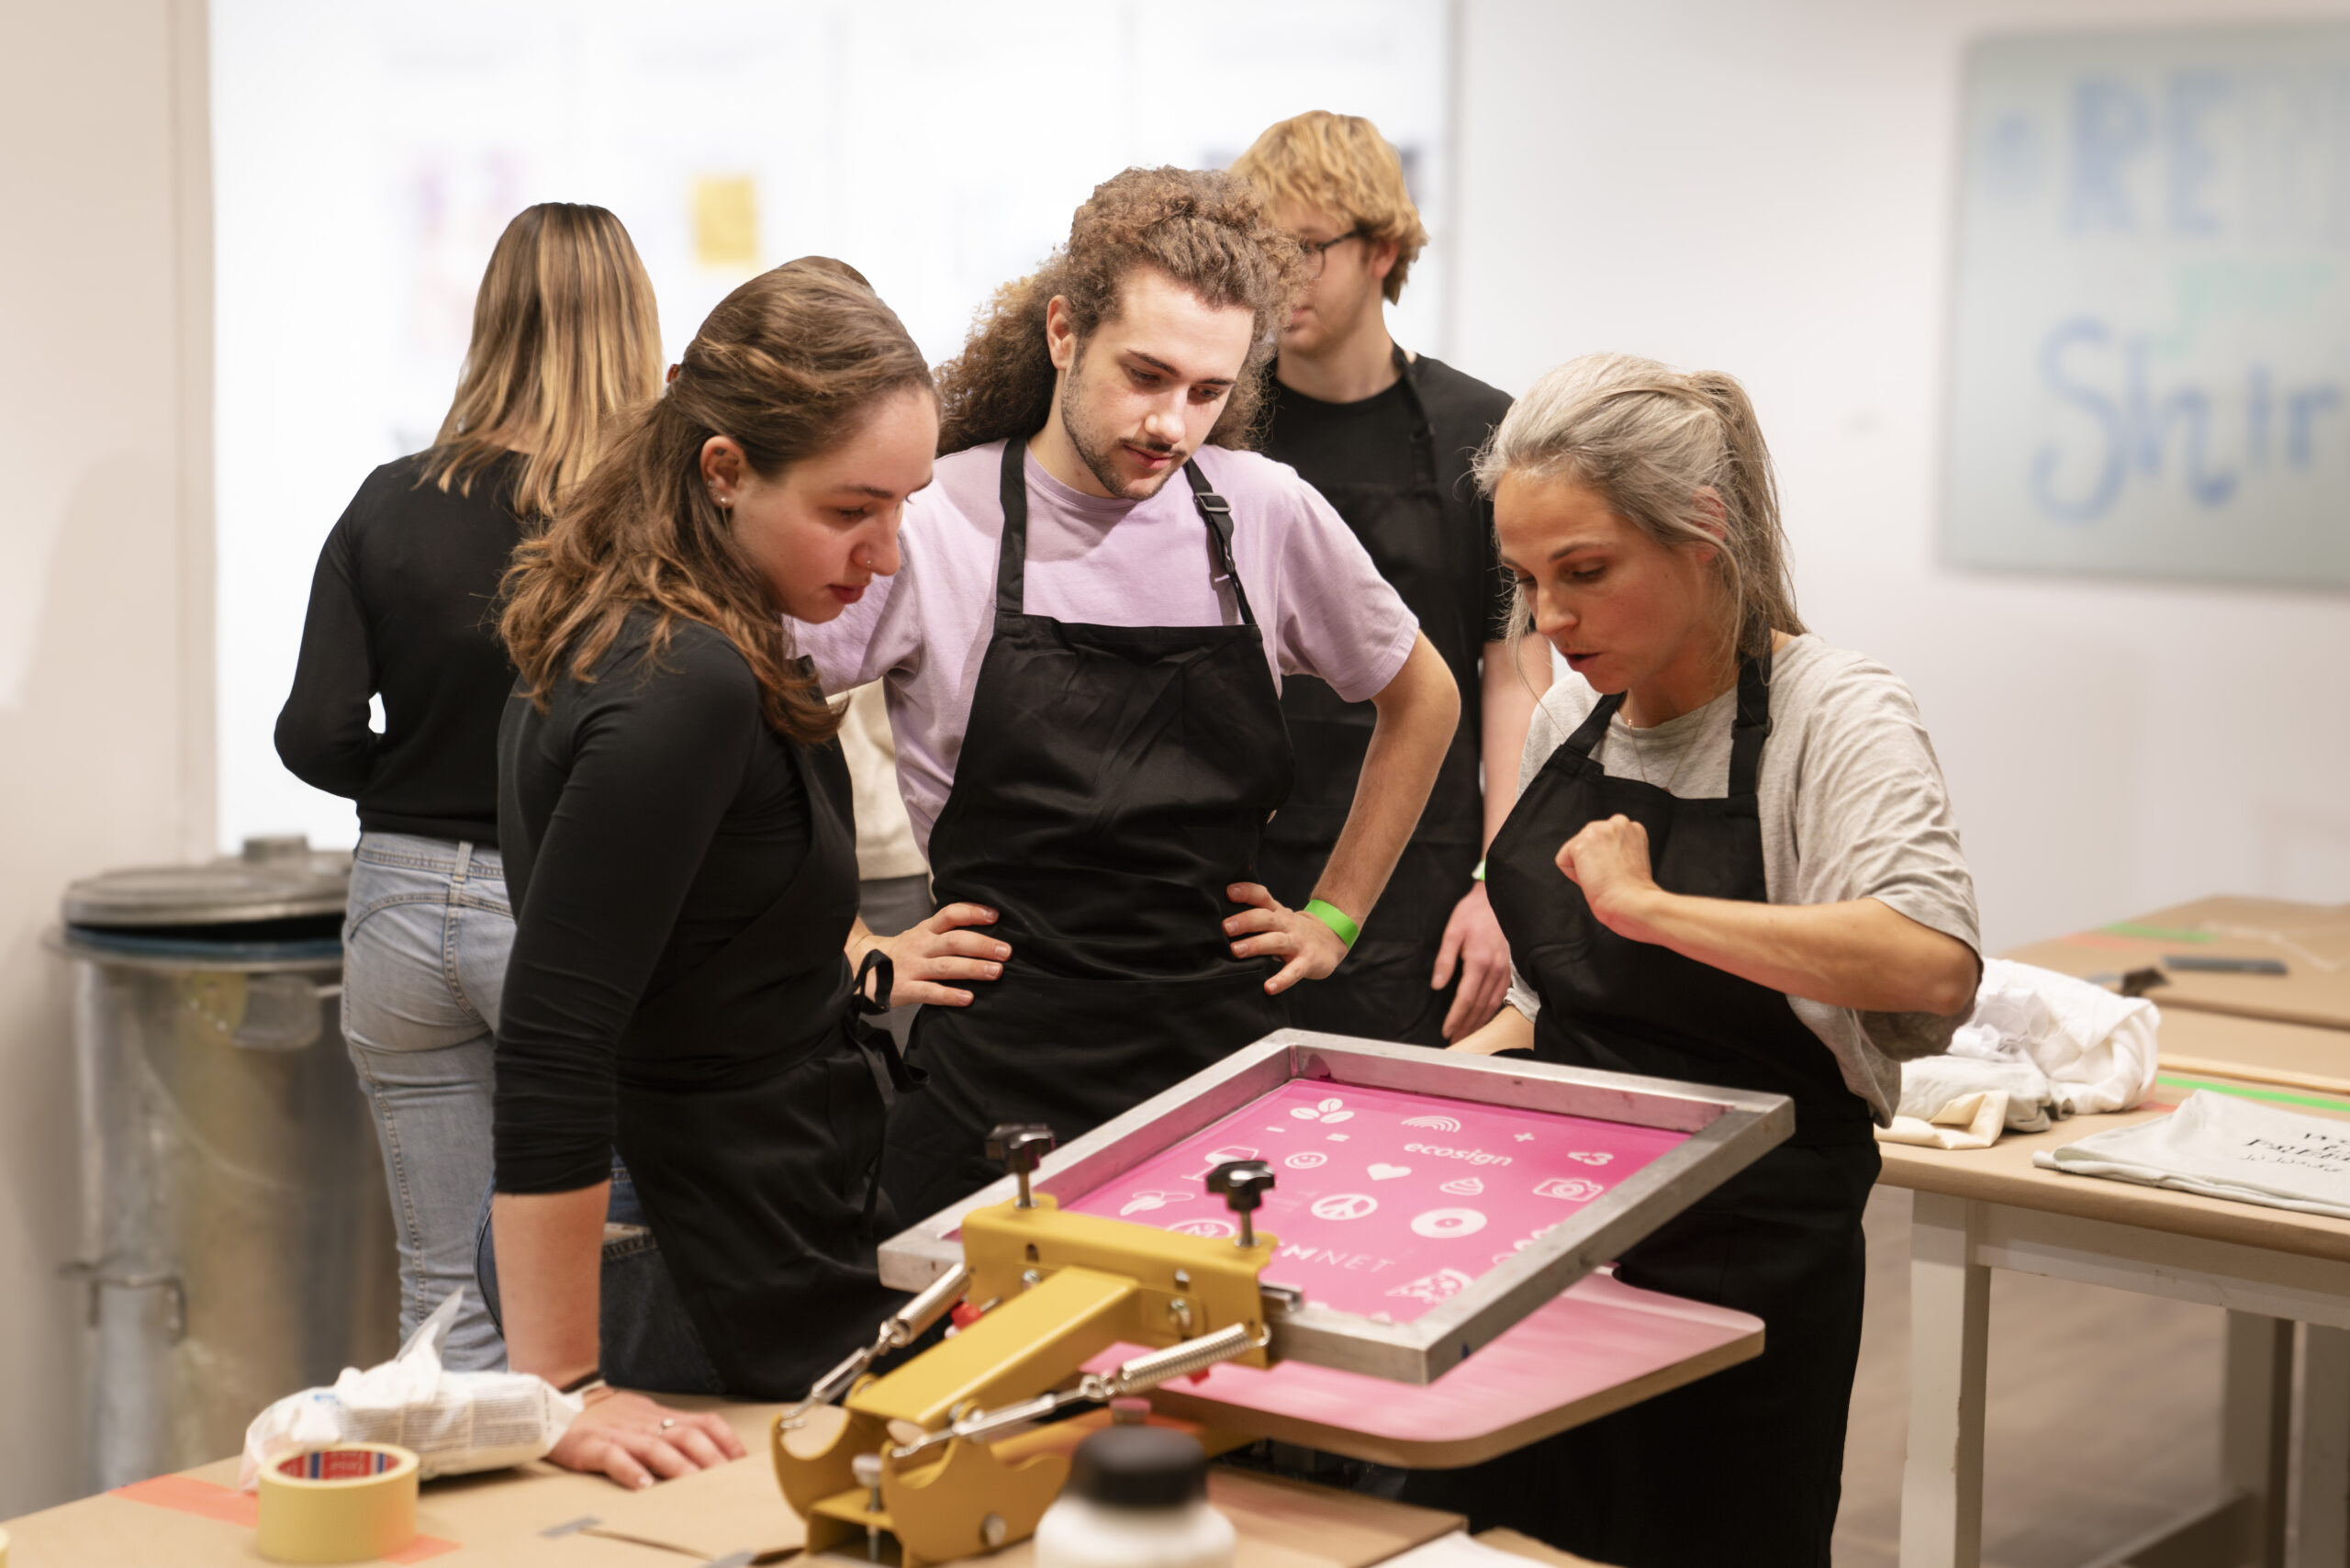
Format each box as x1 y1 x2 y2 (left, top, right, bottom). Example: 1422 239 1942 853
1421 353 1982 1565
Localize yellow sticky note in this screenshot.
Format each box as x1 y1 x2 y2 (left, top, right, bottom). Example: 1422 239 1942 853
692 175 759 270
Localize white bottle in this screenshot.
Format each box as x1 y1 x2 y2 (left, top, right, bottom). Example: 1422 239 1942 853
1035 1428 1235 1568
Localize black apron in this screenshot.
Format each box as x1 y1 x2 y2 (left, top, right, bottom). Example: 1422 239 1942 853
610 734 917 1398
1260 348 1481 1046
1402 655 1878 1568
880 438 1294 1222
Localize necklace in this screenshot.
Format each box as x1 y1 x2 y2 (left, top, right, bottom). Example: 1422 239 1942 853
1617 710 1695 795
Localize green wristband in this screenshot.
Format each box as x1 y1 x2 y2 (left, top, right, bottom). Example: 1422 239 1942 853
1304 899 1360 949
1472 858 1487 883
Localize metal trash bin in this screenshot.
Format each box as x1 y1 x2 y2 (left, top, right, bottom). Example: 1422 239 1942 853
53 834 398 1490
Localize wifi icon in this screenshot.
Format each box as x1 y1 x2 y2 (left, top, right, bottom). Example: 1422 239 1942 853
1402 1115 1462 1133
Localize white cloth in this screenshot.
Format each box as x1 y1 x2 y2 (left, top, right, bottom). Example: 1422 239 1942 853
1883 959 2160 1148
1949 958 2160 1115
2036 1090 2350 1220
239 1291 581 1486
1878 1089 2013 1150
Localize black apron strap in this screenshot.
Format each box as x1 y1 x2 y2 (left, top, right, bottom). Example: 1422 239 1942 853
849 947 924 1095
1726 652 1774 812
1561 691 1623 759
1181 461 1261 629
995 436 1031 616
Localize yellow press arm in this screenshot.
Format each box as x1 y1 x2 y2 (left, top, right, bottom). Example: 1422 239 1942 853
774 1158 1284 1568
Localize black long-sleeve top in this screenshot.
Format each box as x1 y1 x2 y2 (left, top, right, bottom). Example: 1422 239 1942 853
493 614 813 1193
275 453 525 842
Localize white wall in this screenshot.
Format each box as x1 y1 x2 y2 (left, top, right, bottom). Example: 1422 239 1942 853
1453 0 2350 954
0 0 212 1517
210 0 1452 855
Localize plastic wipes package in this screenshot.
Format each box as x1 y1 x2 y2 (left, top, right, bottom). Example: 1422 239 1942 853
240 1290 582 1487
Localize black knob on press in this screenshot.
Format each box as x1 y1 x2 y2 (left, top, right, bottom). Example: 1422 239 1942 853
1206 1159 1275 1247
986 1122 1055 1208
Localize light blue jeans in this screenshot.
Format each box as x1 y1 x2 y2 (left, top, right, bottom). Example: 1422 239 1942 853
341 832 511 1371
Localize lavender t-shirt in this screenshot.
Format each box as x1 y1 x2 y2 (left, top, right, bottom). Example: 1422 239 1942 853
789 439 1420 855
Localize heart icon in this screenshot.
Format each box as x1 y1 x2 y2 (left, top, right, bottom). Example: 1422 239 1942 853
1368 1163 1411 1181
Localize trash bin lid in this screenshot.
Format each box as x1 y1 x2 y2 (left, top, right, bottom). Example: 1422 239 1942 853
62 835 352 927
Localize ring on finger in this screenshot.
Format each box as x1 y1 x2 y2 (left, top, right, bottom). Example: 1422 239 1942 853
659 1417 677 1430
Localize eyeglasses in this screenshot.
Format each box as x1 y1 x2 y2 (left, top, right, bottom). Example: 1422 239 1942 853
1296 229 1369 276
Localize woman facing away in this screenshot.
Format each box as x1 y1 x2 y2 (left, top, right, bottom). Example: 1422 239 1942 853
487 259 997 1486
1413 353 1982 1566
274 203 661 1369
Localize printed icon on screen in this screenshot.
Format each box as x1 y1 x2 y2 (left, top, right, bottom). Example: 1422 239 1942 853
1310 1193 1379 1222
1190 1144 1259 1178
1387 1268 1475 1305
1410 1207 1487 1239
1513 1133 1535 1142
1284 1151 1329 1170
1368 1163 1412 1182
1534 1176 1606 1203
1401 1114 1462 1133
1120 1190 1192 1217
1439 1175 1484 1197
1326 1133 1350 1143
1290 1097 1355 1125
1168 1217 1237 1239
1567 1150 1615 1167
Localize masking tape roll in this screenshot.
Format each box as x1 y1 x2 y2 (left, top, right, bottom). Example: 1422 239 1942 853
256 1443 419 1564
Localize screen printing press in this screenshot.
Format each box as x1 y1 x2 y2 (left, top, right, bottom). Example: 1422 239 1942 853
771 1032 1793 1567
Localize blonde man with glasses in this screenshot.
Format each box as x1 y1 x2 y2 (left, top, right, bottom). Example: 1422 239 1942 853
1231 112 1551 1048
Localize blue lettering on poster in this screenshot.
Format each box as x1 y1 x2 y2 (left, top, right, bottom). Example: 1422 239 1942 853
1945 25 2350 586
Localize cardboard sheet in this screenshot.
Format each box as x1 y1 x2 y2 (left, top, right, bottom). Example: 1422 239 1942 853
0 1397 1469 1568
2008 896 2350 1032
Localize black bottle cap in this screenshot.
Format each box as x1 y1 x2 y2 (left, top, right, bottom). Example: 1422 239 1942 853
1067 1427 1209 1509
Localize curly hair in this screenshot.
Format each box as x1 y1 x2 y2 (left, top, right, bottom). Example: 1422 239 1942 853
501 259 934 745
935 166 1304 455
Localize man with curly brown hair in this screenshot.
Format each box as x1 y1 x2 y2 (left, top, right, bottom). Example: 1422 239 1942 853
1231 111 1553 1050
790 166 1460 1218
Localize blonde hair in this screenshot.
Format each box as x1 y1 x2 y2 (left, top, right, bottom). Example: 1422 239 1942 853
423 203 663 521
1480 353 1805 660
1229 111 1428 305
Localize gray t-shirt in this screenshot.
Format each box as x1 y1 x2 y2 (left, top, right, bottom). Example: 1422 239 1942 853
1503 633 1980 1124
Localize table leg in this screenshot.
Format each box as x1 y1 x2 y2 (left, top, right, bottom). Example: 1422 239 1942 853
2298 1323 2350 1568
2225 1312 2293 1568
1901 1191 1989 1568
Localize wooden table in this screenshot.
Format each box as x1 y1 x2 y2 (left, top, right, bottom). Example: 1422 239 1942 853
1884 1006 2350 1568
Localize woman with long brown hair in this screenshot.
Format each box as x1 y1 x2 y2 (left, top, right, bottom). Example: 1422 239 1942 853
486 259 990 1485
276 202 661 1368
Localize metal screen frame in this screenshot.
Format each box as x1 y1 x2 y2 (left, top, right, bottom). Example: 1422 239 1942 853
878 1029 1793 1384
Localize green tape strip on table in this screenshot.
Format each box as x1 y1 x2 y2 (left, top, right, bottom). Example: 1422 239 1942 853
2156 1074 2350 1114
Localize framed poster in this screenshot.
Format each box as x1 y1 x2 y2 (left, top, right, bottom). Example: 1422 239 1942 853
1944 23 2350 588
